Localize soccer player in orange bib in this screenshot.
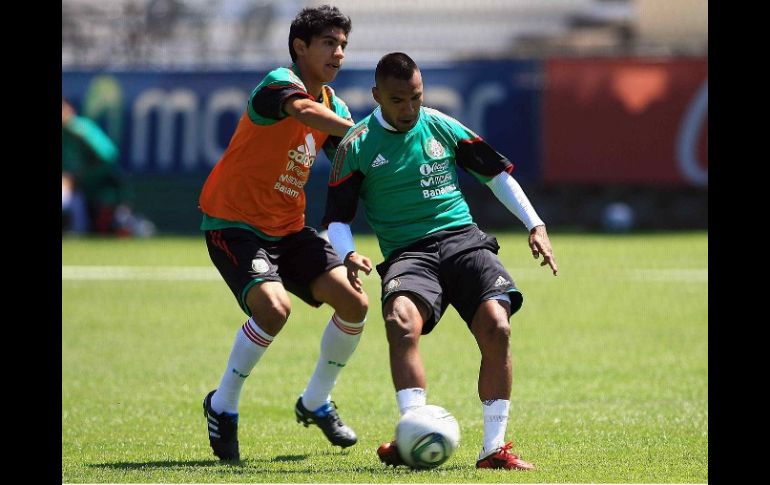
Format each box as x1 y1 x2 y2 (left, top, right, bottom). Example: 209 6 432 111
198 5 372 461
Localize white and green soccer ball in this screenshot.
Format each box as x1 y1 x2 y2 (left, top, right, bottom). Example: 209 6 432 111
396 405 460 469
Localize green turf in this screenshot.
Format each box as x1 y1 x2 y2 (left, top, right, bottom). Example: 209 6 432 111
62 232 707 483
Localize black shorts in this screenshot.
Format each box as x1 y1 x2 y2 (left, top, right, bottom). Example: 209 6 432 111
205 226 343 315
375 224 523 335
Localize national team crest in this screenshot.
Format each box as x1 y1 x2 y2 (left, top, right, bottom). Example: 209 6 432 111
251 258 270 274
384 278 401 293
425 137 446 159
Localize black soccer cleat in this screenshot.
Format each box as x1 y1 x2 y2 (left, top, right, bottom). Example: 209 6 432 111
203 390 240 461
294 397 358 448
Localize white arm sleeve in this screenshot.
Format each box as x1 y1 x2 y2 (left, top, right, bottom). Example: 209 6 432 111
327 222 356 259
485 172 545 231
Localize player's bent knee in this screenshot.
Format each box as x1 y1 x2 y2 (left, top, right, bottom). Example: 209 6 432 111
476 318 511 343
384 295 425 341
493 320 511 340
331 286 368 321
355 290 370 313
384 311 419 343
247 297 291 334
336 295 368 323
269 300 292 323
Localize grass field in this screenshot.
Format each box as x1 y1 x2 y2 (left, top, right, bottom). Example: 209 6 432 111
62 232 708 483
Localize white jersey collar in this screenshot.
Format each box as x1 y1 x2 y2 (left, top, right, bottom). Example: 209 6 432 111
374 107 399 132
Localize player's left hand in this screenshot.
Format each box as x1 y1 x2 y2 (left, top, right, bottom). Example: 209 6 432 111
529 225 558 276
344 251 373 292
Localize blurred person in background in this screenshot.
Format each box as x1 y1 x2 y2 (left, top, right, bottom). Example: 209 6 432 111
198 5 370 462
62 98 153 236
323 52 558 470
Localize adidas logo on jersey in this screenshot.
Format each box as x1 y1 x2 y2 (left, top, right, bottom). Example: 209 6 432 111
494 276 510 288
286 133 318 170
371 154 389 168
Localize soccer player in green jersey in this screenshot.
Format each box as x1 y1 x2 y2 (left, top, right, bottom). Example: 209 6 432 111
323 52 558 470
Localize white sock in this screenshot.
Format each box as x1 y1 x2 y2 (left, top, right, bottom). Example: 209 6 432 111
481 399 510 457
301 313 365 411
211 317 273 414
396 388 427 415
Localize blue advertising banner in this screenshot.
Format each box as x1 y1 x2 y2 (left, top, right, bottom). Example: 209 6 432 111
62 61 542 182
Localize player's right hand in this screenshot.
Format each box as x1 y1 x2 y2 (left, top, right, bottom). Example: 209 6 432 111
529 225 558 276
344 251 373 292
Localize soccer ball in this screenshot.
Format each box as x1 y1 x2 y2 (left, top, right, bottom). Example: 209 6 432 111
395 405 460 469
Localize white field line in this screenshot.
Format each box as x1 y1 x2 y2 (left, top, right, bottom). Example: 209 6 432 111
628 269 708 282
62 266 220 281
61 266 707 283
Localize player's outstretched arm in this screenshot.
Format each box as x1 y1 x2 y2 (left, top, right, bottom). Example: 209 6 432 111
529 225 558 276
284 96 353 137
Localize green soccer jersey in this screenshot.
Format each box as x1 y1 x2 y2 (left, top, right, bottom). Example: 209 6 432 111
325 106 513 259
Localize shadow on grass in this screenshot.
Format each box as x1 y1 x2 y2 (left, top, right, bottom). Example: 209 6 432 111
88 453 467 474
89 459 234 470
88 454 313 473
370 463 469 473
272 454 308 462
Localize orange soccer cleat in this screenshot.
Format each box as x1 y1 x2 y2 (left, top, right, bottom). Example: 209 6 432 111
377 441 406 467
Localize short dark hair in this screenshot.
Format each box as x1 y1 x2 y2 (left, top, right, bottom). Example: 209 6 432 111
288 5 352 62
375 52 419 86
